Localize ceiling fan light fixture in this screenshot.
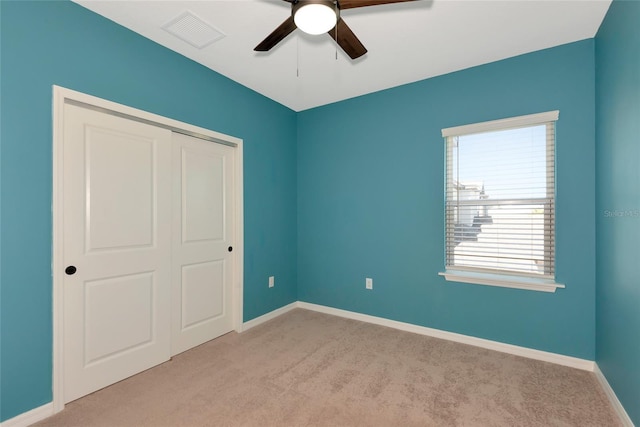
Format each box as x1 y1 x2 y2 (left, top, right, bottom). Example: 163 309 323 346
294 2 337 35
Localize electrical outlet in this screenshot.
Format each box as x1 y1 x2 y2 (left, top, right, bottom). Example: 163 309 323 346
366 278 373 290
269 276 275 288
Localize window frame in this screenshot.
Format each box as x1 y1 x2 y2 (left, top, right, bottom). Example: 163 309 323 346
439 111 564 293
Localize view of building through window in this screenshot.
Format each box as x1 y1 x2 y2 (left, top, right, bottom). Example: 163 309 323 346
446 123 554 277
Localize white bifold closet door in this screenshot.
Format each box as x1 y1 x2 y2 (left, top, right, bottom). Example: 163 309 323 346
62 104 235 403
63 104 173 403
170 132 235 356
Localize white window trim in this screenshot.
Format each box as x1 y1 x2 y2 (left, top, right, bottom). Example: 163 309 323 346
438 270 565 293
440 110 561 293
442 110 559 137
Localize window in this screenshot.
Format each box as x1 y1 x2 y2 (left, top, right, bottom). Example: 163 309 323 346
439 111 564 292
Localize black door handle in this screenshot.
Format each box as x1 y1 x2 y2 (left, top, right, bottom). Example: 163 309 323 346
228 246 233 252
65 266 77 275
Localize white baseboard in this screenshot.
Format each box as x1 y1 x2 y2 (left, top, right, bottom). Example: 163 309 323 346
594 364 635 427
240 302 298 332
0 403 54 427
297 301 595 371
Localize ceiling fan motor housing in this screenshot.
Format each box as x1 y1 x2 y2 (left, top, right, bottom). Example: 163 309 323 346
292 0 339 19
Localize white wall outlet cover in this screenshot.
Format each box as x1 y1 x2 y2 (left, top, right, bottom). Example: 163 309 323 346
269 276 275 288
366 278 373 290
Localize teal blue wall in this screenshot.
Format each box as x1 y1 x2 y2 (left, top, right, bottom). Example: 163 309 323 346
298 40 596 360
0 1 297 421
595 0 640 424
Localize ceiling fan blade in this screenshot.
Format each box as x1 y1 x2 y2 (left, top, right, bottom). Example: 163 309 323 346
254 16 297 52
328 18 367 60
338 0 417 10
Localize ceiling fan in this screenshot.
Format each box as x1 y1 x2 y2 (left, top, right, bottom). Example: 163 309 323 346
255 0 418 60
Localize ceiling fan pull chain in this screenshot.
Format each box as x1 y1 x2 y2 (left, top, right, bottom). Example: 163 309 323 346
335 2 338 60
297 35 300 77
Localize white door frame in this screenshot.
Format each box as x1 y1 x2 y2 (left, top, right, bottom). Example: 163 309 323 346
51 85 244 413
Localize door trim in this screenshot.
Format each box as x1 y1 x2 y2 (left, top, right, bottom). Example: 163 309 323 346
52 85 244 414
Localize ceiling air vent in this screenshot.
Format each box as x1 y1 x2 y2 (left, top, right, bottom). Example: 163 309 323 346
163 11 225 49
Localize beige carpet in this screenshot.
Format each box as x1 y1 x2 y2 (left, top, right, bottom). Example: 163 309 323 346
36 309 621 427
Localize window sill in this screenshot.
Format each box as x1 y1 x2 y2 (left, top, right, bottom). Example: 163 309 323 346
438 270 565 293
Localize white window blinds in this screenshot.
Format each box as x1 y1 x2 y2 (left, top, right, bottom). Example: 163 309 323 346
442 111 558 279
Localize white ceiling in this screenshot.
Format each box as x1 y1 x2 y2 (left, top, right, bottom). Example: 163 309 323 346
73 0 611 112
